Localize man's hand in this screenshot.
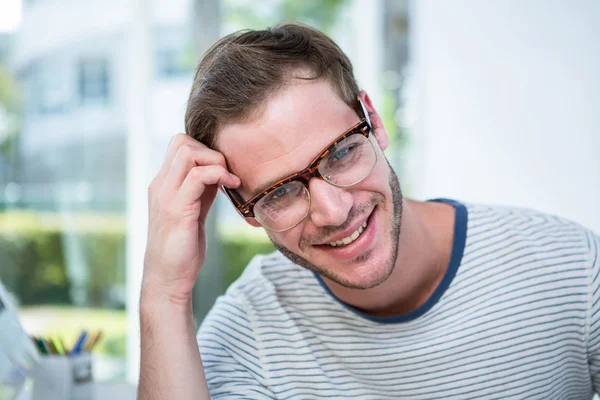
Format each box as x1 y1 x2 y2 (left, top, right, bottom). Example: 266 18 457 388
142 133 240 304
138 134 240 400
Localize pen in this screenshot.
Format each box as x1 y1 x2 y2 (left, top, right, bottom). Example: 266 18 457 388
71 331 88 355
36 338 50 355
85 331 103 352
44 338 57 354
59 336 68 355
83 331 97 351
50 337 64 355
32 337 45 354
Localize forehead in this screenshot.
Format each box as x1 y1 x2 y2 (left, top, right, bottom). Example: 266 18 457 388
217 78 357 197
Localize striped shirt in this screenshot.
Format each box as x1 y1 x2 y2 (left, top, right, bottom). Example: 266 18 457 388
197 199 600 399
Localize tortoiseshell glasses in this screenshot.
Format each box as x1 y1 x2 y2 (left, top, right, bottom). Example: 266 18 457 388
223 98 377 232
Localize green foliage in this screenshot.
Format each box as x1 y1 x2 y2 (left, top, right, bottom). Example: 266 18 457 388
224 0 348 33
1 211 275 360
80 233 126 306
0 211 275 308
279 0 347 32
0 211 126 306
221 235 275 284
0 64 20 163
0 65 20 112
382 89 399 151
0 231 71 305
101 332 127 357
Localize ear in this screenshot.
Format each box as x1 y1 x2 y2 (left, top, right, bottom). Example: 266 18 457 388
218 186 262 227
245 217 262 228
359 90 389 151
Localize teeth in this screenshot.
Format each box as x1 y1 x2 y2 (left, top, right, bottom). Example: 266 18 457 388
328 220 368 247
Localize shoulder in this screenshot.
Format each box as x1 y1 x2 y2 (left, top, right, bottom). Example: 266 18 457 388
465 202 593 244
460 202 598 274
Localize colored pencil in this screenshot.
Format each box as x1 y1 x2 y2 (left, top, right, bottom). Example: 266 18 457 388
71 331 88 355
50 337 64 355
85 331 103 352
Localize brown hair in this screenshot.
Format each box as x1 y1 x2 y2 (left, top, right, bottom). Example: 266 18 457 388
184 22 360 149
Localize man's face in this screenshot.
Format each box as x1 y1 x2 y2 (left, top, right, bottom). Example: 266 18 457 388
218 78 403 289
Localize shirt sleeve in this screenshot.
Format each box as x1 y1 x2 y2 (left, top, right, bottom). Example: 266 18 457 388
586 230 600 393
197 294 274 399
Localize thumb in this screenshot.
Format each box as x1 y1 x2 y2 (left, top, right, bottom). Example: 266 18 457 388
198 183 219 225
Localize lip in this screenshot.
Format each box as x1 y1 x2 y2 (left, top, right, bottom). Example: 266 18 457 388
317 215 371 246
314 208 378 260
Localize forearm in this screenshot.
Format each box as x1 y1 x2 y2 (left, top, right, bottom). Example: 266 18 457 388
138 133 239 399
138 285 210 400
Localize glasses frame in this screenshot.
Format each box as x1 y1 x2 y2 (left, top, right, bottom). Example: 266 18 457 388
223 97 374 222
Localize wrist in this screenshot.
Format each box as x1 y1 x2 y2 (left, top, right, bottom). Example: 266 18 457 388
140 277 193 315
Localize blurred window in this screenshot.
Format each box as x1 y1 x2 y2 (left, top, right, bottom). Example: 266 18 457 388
0 35 13 62
28 61 68 114
78 58 110 106
154 27 195 78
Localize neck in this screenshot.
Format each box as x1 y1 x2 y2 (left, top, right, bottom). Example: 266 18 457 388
322 199 456 317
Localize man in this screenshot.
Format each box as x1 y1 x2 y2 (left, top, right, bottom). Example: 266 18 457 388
139 23 600 399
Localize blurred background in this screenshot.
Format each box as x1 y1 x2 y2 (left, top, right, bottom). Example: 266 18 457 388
0 0 598 387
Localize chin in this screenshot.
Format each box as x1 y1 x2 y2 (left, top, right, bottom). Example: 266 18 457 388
324 257 395 290
273 240 397 290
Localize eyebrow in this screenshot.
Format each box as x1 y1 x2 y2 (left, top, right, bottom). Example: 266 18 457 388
247 138 331 199
246 140 326 200
248 173 296 200
246 117 367 200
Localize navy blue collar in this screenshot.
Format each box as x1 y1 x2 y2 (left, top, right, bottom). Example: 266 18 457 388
314 198 468 324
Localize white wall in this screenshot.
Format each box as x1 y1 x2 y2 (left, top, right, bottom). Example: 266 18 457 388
348 0 384 112
13 0 129 68
14 0 193 155
408 0 600 234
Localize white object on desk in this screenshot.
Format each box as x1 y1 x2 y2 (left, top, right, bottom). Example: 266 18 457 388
18 382 137 400
30 353 93 400
0 280 40 398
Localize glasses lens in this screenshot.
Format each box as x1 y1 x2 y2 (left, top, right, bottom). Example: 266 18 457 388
254 181 310 231
319 134 376 187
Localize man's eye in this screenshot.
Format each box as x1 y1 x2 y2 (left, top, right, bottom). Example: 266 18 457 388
331 144 357 162
272 186 288 199
263 187 288 206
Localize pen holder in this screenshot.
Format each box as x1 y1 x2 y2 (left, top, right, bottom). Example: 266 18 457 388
31 352 94 400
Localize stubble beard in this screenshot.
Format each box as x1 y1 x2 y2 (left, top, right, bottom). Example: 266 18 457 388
269 162 403 290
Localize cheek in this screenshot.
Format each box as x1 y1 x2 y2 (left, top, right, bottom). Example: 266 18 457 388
355 160 391 194
269 230 303 251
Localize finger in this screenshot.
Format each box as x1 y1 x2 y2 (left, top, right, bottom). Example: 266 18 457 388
151 134 194 193
162 143 232 196
153 134 230 190
173 165 240 215
156 134 190 182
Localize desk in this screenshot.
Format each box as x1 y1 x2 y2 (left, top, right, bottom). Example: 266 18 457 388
17 382 137 400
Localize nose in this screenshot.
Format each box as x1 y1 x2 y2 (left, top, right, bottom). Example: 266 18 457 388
307 178 353 227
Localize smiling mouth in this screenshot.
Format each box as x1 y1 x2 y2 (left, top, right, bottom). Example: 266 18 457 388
327 220 368 247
